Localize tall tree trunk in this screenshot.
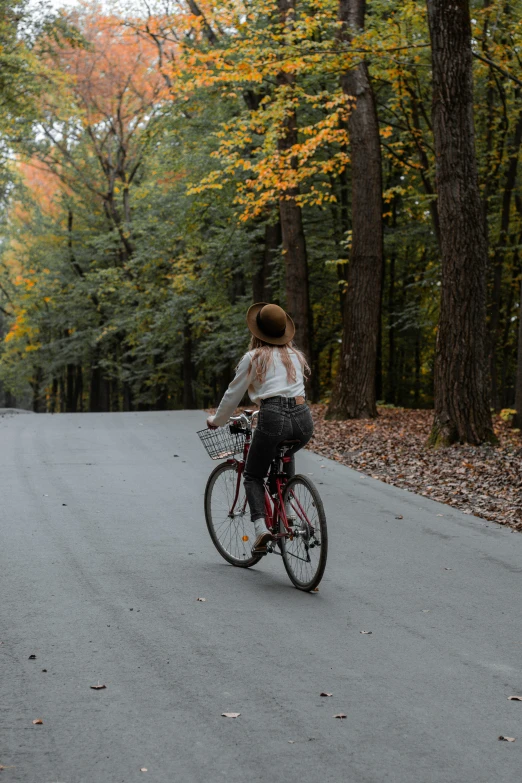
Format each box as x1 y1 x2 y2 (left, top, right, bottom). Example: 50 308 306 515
252 221 280 302
32 367 43 413
277 0 312 362
279 195 311 359
75 365 83 412
89 363 101 412
59 372 66 412
514 277 522 428
338 159 350 312
386 252 397 403
326 0 384 419
183 323 196 409
66 362 76 413
426 0 495 445
123 382 133 412
488 107 522 410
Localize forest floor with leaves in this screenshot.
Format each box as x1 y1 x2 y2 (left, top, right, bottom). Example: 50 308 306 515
307 406 522 532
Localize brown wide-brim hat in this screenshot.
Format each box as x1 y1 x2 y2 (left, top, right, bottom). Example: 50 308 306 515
246 302 295 346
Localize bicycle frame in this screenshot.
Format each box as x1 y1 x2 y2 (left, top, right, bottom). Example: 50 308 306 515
225 422 315 543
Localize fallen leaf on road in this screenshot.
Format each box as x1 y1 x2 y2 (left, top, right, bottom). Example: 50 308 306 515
395 515 403 520
140 768 148 772
333 714 347 719
41 669 47 672
312 588 319 592
90 683 106 690
498 736 515 741
288 740 295 744
222 713 240 718
360 631 372 635
196 597 206 602
508 696 522 701
28 654 36 660
320 692 333 697
32 719 43 725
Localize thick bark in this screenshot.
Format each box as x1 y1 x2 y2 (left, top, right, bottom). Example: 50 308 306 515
488 108 522 409
326 0 384 419
252 222 280 302
276 0 312 362
515 277 522 428
426 0 495 445
278 195 311 359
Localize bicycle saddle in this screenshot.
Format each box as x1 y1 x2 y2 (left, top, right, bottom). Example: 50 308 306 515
279 439 301 447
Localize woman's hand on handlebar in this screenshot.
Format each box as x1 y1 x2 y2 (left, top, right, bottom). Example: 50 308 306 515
207 415 218 430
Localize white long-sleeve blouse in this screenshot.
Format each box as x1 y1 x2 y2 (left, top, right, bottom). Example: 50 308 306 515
210 349 306 427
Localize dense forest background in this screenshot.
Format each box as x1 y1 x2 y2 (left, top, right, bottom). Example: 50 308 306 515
0 0 521 430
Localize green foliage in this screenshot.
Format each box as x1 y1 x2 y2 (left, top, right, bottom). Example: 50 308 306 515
0 0 520 413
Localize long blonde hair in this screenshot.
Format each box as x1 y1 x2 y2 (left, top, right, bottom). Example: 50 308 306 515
247 336 310 384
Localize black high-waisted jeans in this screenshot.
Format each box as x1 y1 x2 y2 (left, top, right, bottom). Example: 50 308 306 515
243 397 314 522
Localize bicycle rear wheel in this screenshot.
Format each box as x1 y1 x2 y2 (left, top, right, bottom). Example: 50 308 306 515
281 474 328 591
204 462 262 568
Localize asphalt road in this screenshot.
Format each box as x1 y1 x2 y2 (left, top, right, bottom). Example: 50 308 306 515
1 410 521 783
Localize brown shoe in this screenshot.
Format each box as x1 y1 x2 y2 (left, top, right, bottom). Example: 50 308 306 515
252 531 274 553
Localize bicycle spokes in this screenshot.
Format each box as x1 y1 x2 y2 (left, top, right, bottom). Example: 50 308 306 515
281 476 327 591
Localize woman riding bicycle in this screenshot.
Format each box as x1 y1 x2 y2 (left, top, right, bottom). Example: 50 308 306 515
207 302 314 554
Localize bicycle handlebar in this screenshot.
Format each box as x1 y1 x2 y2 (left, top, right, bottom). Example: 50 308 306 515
228 410 259 430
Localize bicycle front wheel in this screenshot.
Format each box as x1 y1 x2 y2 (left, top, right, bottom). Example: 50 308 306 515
204 462 262 568
281 474 328 591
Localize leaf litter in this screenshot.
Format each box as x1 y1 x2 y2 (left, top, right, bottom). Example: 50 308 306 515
498 736 516 742
307 406 522 532
90 683 106 690
222 713 240 718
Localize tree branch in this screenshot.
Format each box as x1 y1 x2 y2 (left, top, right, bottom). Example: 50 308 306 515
472 51 522 89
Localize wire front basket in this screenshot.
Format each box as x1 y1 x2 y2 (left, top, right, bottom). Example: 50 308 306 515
197 425 246 460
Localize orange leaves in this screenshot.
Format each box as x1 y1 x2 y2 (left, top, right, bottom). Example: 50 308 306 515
190 86 353 219
50 11 168 129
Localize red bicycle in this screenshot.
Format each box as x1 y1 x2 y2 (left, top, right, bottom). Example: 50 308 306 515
198 410 328 592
